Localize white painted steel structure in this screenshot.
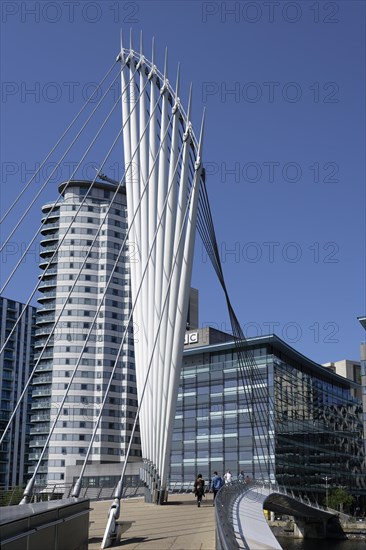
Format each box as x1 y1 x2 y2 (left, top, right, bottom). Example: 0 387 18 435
119 32 204 494
101 33 205 547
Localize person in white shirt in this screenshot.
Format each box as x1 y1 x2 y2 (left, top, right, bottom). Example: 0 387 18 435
224 470 232 484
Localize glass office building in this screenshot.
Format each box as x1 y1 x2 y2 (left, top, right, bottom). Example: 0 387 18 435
170 328 366 501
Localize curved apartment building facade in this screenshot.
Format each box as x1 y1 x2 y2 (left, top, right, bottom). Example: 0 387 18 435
29 180 141 485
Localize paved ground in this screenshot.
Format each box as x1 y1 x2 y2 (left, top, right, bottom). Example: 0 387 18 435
88 493 216 549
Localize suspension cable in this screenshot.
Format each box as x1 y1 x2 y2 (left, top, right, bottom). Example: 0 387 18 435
0 64 152 447
0 60 142 358
96 148 200 505
72 120 188 497
0 59 129 254
20 89 174 497
0 59 118 225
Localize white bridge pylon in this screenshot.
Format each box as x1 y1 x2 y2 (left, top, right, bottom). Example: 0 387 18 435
120 32 204 497
102 32 205 548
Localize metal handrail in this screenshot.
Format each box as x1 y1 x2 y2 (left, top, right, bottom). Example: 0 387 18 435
216 479 281 549
214 479 333 549
0 481 146 506
215 480 256 550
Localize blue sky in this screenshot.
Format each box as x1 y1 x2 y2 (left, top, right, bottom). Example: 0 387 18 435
1 1 365 364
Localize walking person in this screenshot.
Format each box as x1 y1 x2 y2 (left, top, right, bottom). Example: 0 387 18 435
224 470 232 485
211 471 223 505
194 473 205 507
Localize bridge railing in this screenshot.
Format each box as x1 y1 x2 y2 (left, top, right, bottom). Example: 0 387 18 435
167 481 195 494
272 484 329 514
214 479 274 550
214 478 335 549
0 482 146 506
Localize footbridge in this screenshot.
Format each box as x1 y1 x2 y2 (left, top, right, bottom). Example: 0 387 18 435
215 481 336 550
0 30 350 550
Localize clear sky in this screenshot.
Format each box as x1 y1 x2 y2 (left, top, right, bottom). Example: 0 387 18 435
1 1 365 364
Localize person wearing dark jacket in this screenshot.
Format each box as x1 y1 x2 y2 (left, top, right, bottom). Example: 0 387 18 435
194 473 205 507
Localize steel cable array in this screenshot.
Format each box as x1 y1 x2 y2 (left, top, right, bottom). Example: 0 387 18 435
1 35 276 524
197 181 276 481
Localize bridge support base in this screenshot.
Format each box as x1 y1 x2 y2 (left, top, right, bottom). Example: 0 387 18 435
293 518 327 539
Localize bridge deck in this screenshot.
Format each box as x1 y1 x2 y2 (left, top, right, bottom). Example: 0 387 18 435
89 493 216 549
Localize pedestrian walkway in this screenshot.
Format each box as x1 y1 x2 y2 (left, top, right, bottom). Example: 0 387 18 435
88 493 216 549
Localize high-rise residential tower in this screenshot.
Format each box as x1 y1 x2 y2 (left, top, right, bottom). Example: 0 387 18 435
0 297 37 489
29 180 141 486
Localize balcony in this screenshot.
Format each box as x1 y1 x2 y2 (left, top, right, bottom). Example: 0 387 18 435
32 388 52 397
38 292 56 302
33 375 52 385
38 279 57 292
41 206 59 218
40 246 58 258
34 351 54 361
41 222 59 234
40 236 59 248
39 258 57 270
31 400 51 410
29 438 48 448
29 452 49 461
38 267 58 277
31 413 51 423
34 363 53 372
37 304 56 313
36 315 55 326
35 326 53 337
27 465 49 473
34 339 54 350
30 425 50 435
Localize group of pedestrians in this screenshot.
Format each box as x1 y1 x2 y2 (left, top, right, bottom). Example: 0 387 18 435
193 470 252 507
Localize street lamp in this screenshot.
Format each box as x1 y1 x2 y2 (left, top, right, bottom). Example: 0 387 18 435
321 476 332 509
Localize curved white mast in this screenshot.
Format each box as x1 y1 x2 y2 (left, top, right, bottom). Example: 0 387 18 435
102 31 205 547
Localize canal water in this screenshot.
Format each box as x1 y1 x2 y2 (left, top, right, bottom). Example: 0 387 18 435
278 538 365 550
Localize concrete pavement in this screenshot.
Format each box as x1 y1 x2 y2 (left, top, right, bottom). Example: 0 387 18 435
88 493 216 549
